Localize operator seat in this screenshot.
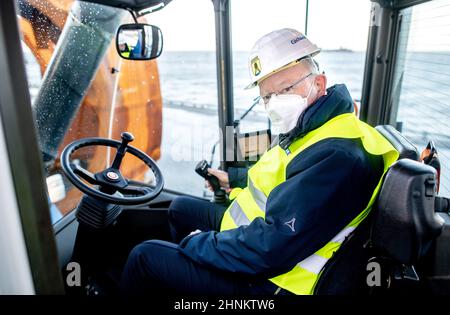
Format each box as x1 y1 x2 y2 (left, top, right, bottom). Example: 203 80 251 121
313 125 444 294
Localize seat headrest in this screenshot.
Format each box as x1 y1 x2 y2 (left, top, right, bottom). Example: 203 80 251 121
372 159 444 265
375 125 420 161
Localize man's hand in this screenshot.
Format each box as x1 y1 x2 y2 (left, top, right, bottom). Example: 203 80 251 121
205 168 231 193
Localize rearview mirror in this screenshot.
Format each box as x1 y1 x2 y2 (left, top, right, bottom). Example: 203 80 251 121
116 24 163 60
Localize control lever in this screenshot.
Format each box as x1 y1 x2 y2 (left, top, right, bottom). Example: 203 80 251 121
111 132 134 169
195 160 228 205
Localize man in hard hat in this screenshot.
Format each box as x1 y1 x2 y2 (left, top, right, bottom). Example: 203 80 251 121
120 29 398 295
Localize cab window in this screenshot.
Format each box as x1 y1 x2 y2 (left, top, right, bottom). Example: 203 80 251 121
391 0 450 196
231 0 372 133
18 0 164 223
19 0 221 224
149 0 218 197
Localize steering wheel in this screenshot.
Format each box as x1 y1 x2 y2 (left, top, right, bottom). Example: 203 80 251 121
61 132 164 205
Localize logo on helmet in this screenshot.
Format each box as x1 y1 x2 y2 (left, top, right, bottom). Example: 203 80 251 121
290 35 306 45
251 56 262 76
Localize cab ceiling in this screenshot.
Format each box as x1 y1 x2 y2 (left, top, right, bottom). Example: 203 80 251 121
371 0 431 10
80 0 172 12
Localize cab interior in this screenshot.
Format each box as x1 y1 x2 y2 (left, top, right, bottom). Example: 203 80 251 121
0 0 449 295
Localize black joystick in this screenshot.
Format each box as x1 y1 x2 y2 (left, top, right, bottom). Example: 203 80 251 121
195 160 221 191
195 160 228 205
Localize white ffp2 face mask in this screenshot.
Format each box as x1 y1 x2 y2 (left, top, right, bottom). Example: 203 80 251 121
265 82 315 135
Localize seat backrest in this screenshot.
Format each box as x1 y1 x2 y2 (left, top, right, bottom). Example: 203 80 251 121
375 125 420 161
314 127 444 294
372 159 444 265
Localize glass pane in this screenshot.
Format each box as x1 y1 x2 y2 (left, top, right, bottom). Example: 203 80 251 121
142 0 218 197
231 0 306 133
18 0 162 223
231 0 372 133
392 0 450 196
308 0 371 102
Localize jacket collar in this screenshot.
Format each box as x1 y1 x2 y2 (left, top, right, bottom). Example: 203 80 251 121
278 84 355 150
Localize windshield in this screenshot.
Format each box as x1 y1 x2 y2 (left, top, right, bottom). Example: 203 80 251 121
18 0 163 223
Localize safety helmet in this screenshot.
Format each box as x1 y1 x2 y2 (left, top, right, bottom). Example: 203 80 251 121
245 28 321 89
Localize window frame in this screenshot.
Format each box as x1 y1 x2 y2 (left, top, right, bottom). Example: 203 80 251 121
360 0 435 127
0 0 64 294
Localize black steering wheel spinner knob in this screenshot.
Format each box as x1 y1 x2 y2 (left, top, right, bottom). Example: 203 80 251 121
121 132 135 143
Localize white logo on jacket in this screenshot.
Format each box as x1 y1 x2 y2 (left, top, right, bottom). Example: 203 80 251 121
284 217 296 232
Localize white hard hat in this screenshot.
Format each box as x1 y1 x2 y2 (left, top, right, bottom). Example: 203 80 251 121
245 28 321 89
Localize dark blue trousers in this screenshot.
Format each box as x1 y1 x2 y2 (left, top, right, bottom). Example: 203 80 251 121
119 196 284 295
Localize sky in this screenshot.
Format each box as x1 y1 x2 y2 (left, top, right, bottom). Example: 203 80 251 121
148 0 373 51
